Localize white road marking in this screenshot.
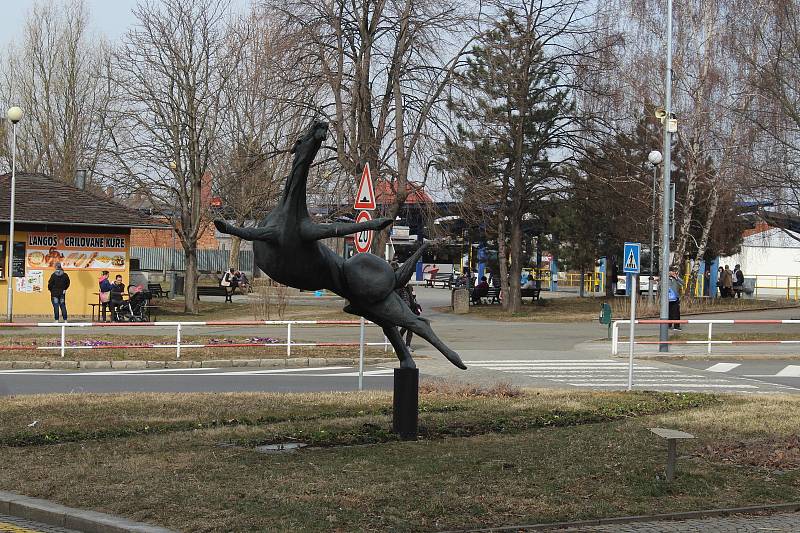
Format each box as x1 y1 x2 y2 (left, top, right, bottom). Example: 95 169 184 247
705 363 741 373
569 383 758 389
464 358 767 392
776 365 800 377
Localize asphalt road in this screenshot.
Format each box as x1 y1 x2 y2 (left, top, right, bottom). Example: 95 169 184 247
0 366 395 395
4 287 800 396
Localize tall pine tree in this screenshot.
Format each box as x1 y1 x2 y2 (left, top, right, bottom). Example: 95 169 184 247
442 7 576 312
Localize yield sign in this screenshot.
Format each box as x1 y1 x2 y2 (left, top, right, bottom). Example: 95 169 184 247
354 163 377 210
354 210 373 253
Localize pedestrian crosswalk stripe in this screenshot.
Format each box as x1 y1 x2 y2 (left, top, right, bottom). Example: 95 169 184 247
464 358 764 392
776 365 800 377
706 363 741 373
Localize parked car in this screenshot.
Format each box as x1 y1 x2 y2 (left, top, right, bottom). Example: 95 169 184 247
617 274 659 295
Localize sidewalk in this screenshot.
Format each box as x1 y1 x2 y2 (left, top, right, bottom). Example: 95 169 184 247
554 511 800 532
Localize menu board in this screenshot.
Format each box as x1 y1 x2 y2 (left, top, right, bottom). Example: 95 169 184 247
12 242 25 277
15 270 43 293
25 232 127 271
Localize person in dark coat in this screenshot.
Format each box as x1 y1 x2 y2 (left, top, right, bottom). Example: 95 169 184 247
47 262 71 322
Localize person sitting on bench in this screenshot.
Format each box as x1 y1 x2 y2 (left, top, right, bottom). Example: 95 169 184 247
471 275 490 304
220 268 238 297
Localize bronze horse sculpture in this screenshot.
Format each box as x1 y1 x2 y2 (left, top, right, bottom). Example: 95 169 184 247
214 121 466 370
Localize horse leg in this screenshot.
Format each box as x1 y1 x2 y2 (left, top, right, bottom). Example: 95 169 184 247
300 218 393 241
213 220 277 243
398 313 466 370
383 326 416 369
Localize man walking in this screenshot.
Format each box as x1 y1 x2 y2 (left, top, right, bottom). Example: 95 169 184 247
668 268 684 330
47 262 70 322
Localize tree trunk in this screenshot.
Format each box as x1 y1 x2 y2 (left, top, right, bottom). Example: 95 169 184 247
183 246 198 314
507 218 523 313
228 236 242 270
498 215 510 312
688 188 719 297
579 267 585 298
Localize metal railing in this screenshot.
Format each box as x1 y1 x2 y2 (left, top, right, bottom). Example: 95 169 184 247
0 320 390 360
611 318 800 356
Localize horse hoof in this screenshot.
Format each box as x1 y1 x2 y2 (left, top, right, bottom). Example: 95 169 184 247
213 219 228 233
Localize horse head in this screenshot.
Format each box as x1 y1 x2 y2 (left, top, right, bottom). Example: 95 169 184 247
290 121 328 159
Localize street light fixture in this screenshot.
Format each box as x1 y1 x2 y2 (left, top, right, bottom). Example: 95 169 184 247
647 150 662 301
5 106 23 321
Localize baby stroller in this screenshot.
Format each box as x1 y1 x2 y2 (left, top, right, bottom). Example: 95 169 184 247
113 290 152 322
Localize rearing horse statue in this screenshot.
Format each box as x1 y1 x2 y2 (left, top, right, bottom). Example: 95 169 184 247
214 121 466 370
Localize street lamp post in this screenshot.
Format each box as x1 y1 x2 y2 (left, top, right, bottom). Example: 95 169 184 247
659 0 674 352
5 106 23 322
648 150 663 302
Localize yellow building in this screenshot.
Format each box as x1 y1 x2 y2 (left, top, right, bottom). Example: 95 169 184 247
1 174 166 318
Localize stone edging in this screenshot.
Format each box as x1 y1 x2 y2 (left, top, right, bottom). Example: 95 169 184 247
443 501 800 532
0 490 175 533
0 357 398 370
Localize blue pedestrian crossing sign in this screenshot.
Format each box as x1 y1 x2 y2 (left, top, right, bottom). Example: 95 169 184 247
623 242 641 274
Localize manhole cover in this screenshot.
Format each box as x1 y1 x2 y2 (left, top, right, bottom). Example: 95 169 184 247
254 443 307 454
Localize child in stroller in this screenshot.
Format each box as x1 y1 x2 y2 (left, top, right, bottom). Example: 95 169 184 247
113 287 152 322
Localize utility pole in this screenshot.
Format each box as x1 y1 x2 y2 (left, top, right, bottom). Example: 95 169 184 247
659 0 674 352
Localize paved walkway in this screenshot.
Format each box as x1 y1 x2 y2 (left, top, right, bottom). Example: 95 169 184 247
556 511 800 532
0 514 78 533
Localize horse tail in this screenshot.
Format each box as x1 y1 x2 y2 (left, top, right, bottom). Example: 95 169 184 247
395 242 428 289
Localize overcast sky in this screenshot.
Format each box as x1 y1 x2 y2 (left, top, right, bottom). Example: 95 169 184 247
2 0 252 47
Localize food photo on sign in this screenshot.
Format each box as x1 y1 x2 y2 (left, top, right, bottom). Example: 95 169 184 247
26 232 127 271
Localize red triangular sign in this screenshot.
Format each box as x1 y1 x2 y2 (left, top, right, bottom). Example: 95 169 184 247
354 163 377 210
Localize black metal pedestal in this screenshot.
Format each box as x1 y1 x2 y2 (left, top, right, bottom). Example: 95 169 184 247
392 368 419 440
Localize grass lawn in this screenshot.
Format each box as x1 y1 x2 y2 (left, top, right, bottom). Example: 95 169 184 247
153 298 355 322
0 334 389 361
1 387 799 531
437 296 799 322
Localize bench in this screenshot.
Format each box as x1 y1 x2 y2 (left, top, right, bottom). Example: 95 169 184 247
425 272 453 288
521 288 541 302
147 283 169 298
197 285 235 303
470 287 500 305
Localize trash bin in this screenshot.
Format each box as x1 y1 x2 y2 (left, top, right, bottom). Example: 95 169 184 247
173 274 185 296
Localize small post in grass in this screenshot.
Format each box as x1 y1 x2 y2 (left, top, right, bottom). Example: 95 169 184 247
392 368 419 440
649 427 695 481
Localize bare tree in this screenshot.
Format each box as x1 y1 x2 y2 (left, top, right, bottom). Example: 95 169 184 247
272 0 476 257
597 0 749 289
212 11 322 269
106 0 241 313
1 0 112 186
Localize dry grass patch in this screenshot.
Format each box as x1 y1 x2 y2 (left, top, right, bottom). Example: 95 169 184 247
0 334 388 361
2 391 800 531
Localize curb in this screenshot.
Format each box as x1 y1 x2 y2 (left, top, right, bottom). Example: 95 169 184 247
630 353 800 361
0 357 398 370
443 501 800 532
0 490 175 533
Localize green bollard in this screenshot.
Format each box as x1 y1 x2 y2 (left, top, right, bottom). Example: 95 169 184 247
599 303 612 339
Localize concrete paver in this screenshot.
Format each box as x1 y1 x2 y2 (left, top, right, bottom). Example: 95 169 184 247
556 511 800 532
0 514 79 533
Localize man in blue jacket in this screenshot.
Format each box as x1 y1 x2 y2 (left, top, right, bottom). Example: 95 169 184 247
47 262 71 322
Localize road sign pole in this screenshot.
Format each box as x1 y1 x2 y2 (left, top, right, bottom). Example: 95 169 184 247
628 276 637 391
623 242 641 391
